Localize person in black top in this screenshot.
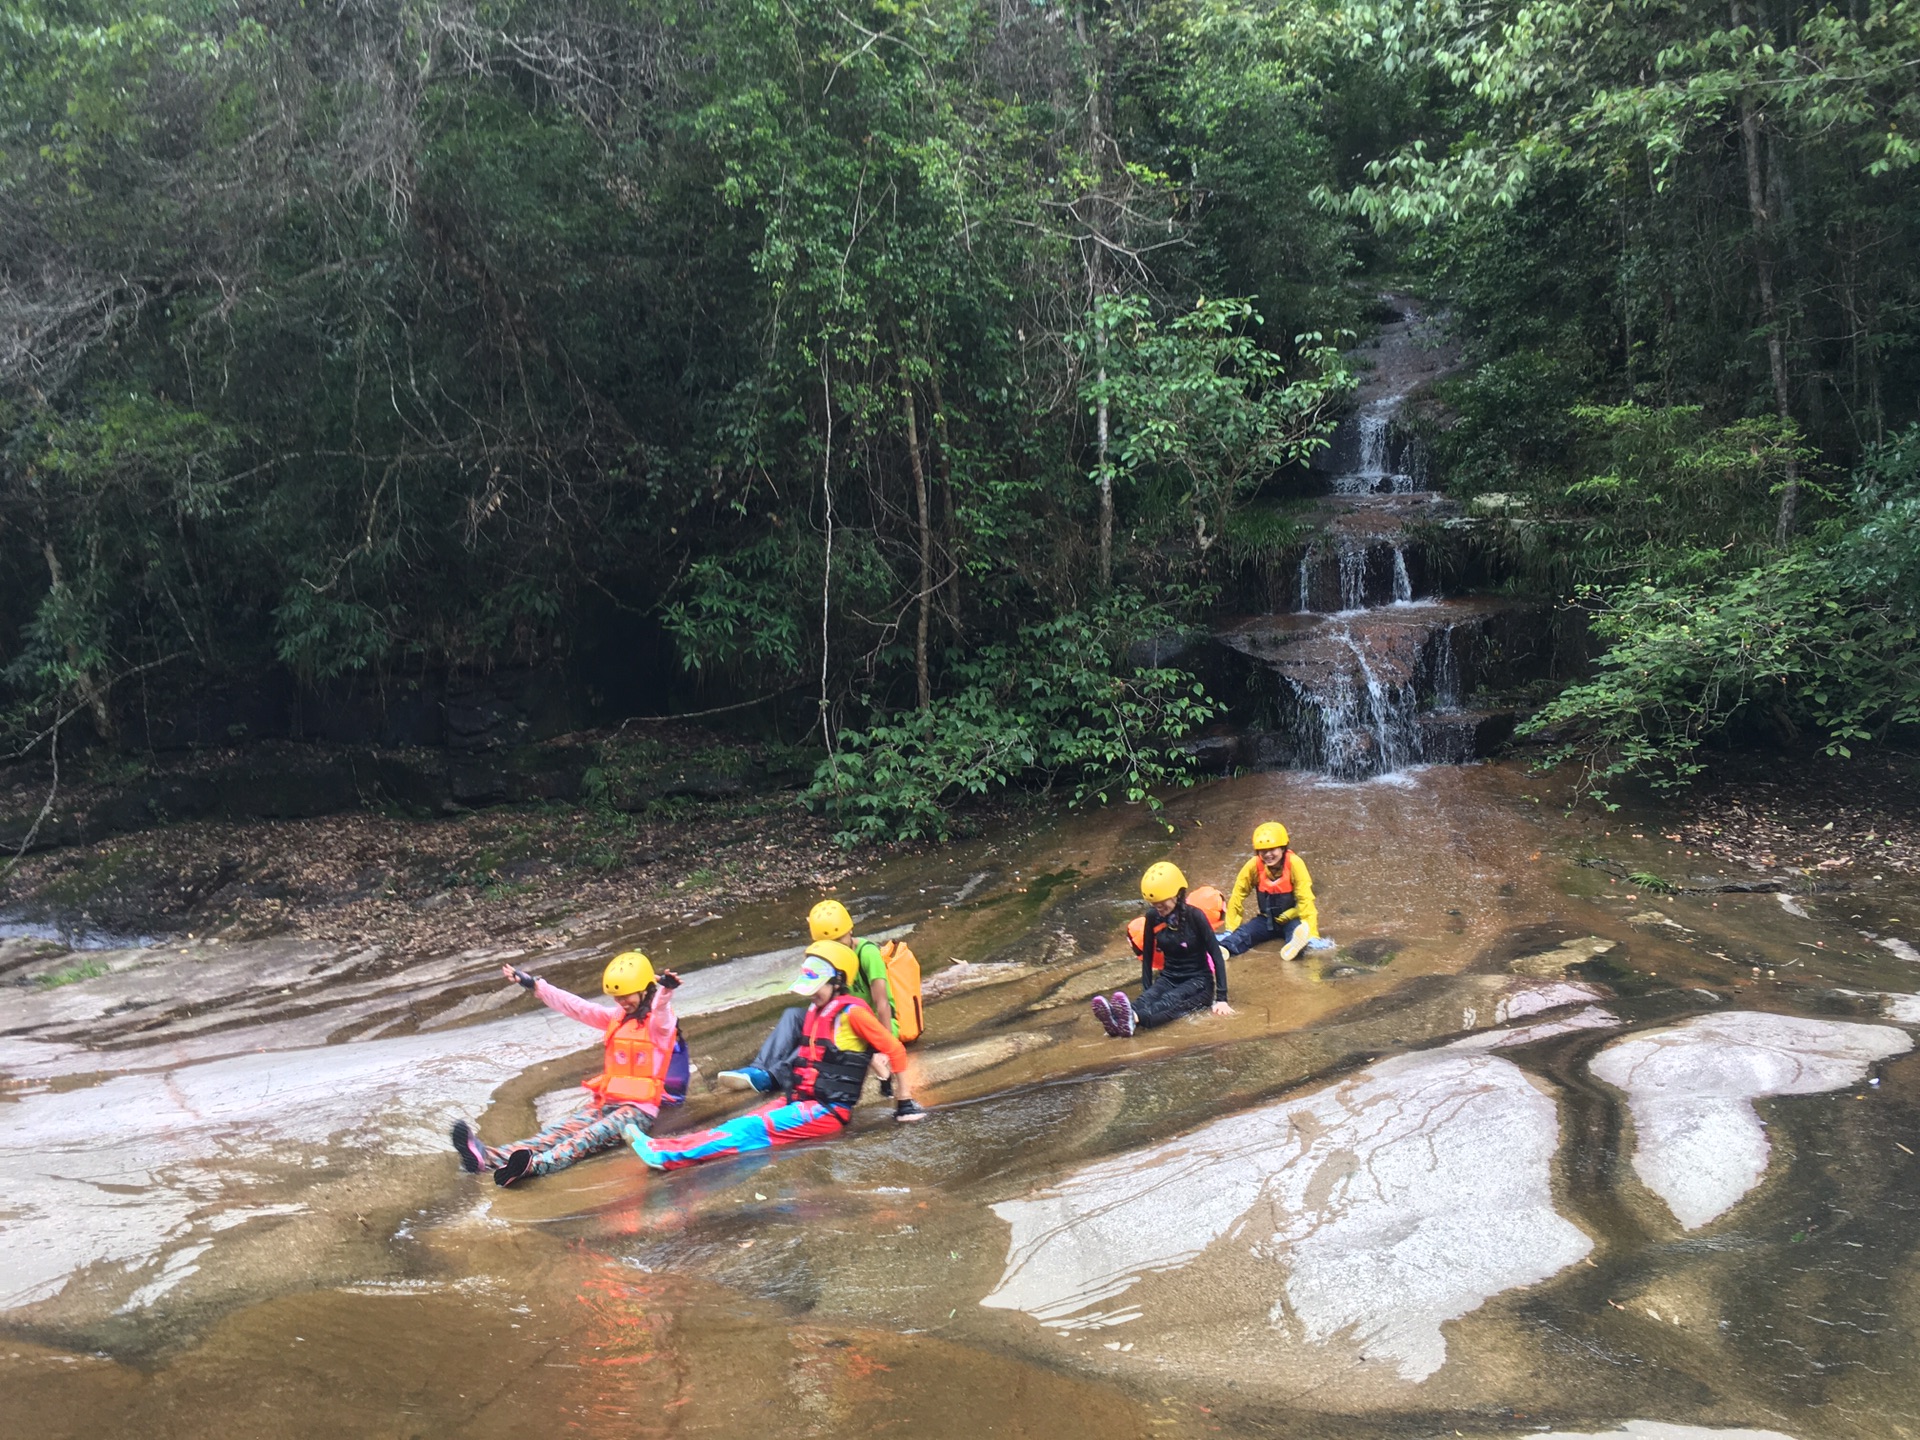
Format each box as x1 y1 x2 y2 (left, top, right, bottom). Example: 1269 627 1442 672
1092 862 1234 1037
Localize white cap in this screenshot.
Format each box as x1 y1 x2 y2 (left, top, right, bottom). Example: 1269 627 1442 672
789 955 839 994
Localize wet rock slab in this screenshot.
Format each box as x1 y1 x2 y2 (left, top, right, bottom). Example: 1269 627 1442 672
982 1048 1592 1387
1589 1011 1912 1229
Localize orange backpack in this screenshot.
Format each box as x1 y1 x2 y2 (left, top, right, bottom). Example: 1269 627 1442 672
878 940 924 1043
1127 886 1226 969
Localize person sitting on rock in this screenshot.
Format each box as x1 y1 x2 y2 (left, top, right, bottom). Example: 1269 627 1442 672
627 947 924 1171
716 898 899 1094
1220 822 1323 960
1093 863 1234 1036
1125 883 1226 963
450 951 685 1187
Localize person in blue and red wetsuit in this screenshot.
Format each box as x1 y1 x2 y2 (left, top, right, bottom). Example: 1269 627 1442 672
625 945 925 1172
449 950 686 1187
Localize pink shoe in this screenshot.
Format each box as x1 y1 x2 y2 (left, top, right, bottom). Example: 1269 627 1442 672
1090 994 1123 1037
1110 992 1138 1036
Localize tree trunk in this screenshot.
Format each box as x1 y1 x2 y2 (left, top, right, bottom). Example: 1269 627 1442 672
926 356 961 643
902 372 933 711
1733 13 1799 540
1096 360 1113 589
41 541 115 742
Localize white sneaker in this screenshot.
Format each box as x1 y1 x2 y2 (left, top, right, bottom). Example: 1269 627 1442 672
1279 932 1311 962
716 1069 757 1091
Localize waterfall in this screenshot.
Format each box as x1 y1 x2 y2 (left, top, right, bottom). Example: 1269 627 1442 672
1430 624 1461 710
1310 626 1418 779
1330 397 1430 497
1333 403 1396 496
1225 297 1479 781
1337 547 1368 612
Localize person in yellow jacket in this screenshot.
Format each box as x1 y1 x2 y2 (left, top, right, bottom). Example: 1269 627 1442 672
1221 822 1323 961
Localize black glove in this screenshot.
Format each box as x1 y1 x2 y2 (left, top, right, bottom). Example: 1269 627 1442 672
894 1098 927 1122
509 967 537 990
658 969 682 990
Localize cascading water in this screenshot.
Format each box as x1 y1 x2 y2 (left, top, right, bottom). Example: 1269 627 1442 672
1318 629 1418 778
1331 399 1424 496
1224 296 1487 781
1337 547 1368 612
1430 624 1461 709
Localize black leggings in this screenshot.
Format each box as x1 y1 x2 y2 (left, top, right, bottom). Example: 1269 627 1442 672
1133 974 1215 1029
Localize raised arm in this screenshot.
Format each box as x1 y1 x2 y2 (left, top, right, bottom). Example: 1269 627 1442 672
499 964 619 1028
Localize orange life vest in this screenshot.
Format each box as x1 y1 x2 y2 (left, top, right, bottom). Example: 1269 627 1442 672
1256 853 1295 893
584 1013 672 1105
1128 886 1226 967
1255 852 1297 918
791 995 874 1107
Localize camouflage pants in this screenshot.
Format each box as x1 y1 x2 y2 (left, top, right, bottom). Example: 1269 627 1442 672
482 1101 655 1177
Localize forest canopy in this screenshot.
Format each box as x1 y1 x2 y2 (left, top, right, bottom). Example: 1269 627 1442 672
4 0 1919 827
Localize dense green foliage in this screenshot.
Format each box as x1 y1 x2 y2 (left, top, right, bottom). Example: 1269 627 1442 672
1347 0 1920 785
806 595 1218 842
5 0 1920 824
1523 426 1920 795
1 0 1351 821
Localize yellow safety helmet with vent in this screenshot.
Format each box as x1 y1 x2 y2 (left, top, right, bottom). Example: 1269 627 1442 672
802 939 859 987
808 898 854 942
1251 822 1290 851
1140 861 1188 904
602 950 657 997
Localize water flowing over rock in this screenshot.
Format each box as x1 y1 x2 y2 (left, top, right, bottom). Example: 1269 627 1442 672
1209 298 1553 779
0 931 909 1314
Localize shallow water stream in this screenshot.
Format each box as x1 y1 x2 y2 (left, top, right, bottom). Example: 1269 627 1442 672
6 763 1920 1439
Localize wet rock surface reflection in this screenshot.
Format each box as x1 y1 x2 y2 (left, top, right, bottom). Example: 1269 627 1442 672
6 762 1920 1439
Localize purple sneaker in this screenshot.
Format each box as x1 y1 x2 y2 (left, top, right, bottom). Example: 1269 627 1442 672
450 1119 487 1174
1090 994 1121 1036
1110 992 1138 1036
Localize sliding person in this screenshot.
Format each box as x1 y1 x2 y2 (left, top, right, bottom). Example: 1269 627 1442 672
450 951 685 1187
626 946 924 1172
717 897 923 1094
1092 863 1234 1037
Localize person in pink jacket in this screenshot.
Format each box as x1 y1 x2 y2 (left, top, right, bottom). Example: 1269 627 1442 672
449 950 686 1187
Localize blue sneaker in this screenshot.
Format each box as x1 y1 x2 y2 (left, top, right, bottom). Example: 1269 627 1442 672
718 1066 775 1093
623 1124 666 1171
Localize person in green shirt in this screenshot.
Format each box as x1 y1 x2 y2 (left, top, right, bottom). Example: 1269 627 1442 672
715 899 897 1093
808 897 897 1036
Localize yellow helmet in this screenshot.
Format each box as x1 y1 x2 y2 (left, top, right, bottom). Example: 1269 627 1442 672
1140 861 1187 904
1252 822 1290 851
800 939 859 988
602 951 656 996
808 898 854 942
